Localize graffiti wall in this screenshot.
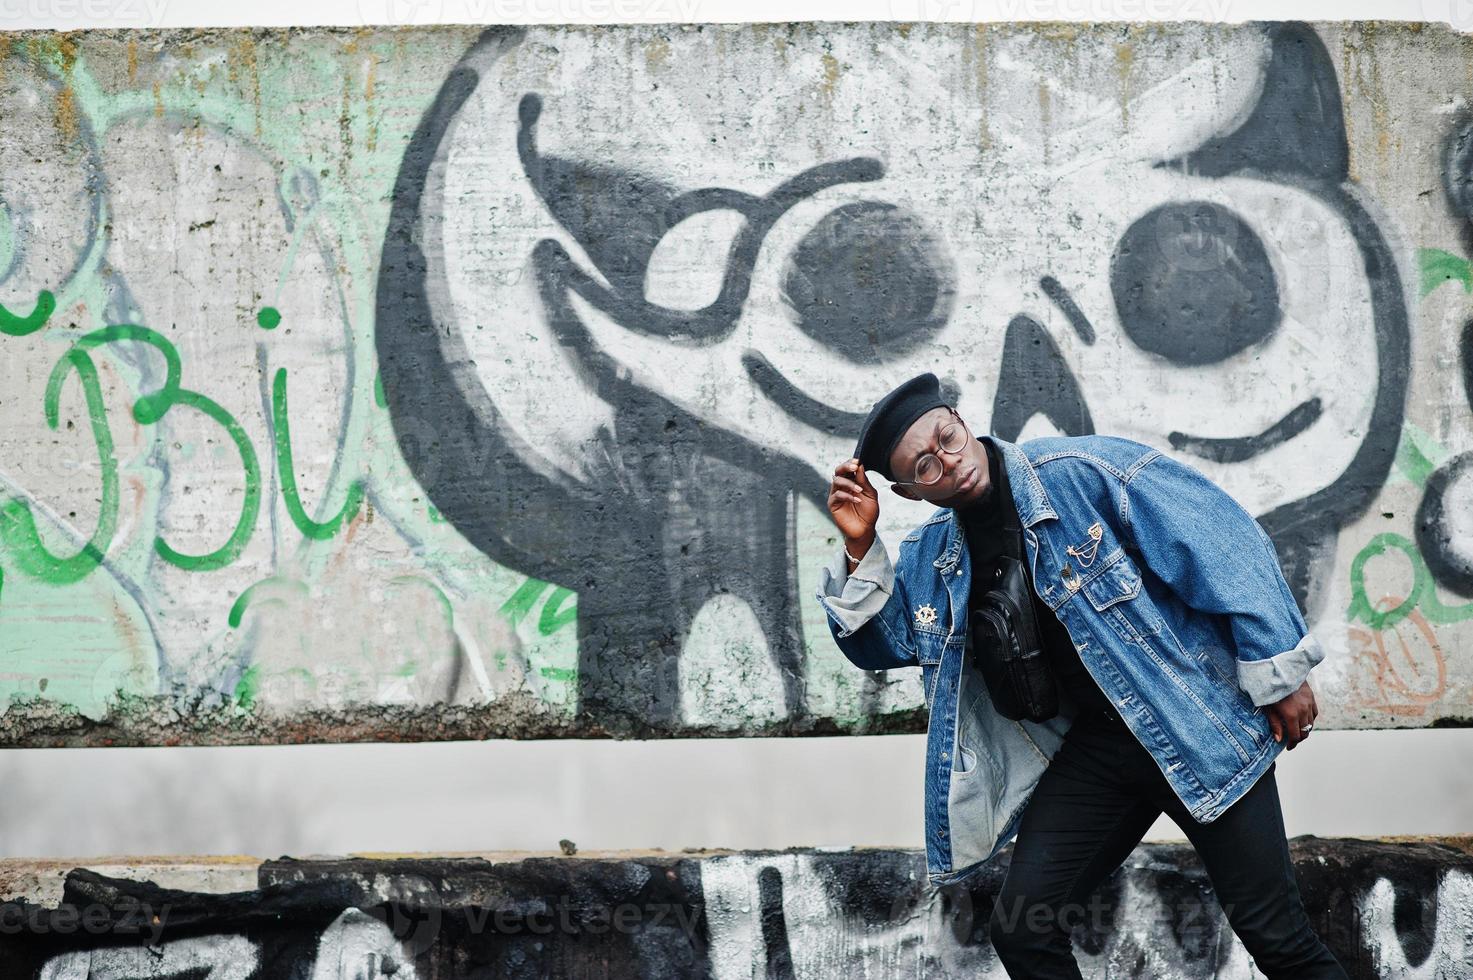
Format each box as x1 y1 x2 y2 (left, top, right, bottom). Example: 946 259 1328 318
0 838 1468 978
1 21 1471 743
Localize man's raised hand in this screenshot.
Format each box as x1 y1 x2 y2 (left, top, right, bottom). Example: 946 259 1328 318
828 458 879 565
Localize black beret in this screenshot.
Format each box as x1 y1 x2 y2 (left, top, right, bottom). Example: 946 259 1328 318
854 372 951 482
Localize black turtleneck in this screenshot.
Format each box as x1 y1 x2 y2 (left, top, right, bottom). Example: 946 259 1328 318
957 441 1008 573
960 440 1119 721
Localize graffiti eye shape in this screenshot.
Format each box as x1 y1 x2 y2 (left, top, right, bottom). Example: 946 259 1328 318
644 209 747 311
1110 201 1280 366
781 201 954 365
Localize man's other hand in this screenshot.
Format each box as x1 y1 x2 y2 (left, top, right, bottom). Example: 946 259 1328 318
1264 680 1318 750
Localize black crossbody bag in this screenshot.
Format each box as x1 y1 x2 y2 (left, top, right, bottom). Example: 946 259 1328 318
968 457 1061 723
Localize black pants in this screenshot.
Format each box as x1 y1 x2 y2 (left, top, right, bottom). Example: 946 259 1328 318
987 706 1349 979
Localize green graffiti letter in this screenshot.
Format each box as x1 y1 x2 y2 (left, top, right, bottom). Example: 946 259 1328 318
0 348 119 583
272 368 363 540
1348 531 1473 629
0 290 55 337
77 325 261 571
1419 248 1473 298
538 586 577 635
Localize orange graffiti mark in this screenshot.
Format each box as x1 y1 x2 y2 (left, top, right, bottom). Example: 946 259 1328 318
1347 597 1447 716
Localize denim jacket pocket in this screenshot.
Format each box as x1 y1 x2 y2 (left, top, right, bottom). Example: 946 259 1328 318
919 635 949 709
1082 551 1164 640
914 631 947 663
1082 550 1139 608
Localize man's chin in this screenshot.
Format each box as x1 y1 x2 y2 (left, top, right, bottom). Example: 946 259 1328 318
942 481 989 509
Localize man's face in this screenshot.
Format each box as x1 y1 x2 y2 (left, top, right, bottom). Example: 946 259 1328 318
886 407 991 508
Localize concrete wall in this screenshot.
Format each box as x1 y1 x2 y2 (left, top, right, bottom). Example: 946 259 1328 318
0 838 1466 978
0 21 1471 743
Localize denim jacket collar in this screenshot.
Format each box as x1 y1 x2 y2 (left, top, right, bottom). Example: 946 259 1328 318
932 435 1059 575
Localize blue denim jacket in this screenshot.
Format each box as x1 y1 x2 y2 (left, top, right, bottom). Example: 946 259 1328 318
815 434 1325 888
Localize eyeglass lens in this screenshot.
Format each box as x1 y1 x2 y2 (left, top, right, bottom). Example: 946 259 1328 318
914 422 968 485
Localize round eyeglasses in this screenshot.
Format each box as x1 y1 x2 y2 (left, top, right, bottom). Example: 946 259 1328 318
892 409 970 487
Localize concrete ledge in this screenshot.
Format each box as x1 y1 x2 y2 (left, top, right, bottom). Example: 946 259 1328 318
0 837 1467 977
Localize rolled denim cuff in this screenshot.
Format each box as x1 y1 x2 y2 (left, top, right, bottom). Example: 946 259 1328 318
1237 632 1326 707
815 534 894 638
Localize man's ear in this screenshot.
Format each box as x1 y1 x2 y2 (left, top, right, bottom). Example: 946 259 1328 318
890 485 918 501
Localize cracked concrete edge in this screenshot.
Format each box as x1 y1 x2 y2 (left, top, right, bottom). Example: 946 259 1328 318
0 19 1453 41
0 691 1464 747
0 836 1467 910
0 692 930 746
0 855 263 907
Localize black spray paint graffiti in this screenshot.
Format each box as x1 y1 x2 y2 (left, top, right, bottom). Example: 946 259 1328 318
1164 25 1408 617
384 46 846 733
1413 113 1473 599
519 91 906 731
993 23 1408 617
376 23 1408 731
10 842 1465 978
